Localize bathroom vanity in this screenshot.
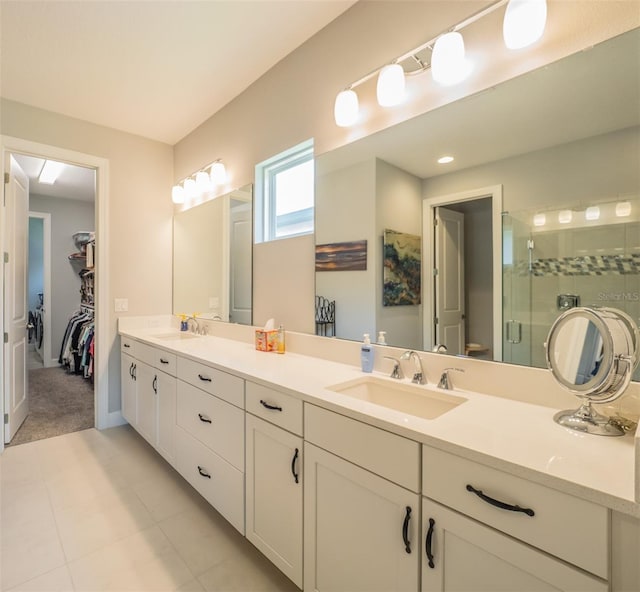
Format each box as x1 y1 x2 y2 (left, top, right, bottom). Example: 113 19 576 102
119 318 640 592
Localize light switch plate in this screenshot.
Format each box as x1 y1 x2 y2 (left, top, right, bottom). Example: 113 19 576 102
114 298 128 312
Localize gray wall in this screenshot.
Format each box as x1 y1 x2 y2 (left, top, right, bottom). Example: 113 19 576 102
28 216 44 313
29 194 95 364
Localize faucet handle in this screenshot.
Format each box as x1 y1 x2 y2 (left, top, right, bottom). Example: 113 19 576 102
438 367 465 390
383 356 404 380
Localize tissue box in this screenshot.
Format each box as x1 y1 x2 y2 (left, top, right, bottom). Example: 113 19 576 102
255 329 279 352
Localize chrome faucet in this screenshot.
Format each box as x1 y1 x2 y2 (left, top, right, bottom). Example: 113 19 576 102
383 356 404 379
186 316 200 334
432 344 447 353
438 367 465 390
401 350 426 385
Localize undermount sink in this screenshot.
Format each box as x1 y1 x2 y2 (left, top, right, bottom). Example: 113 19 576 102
152 332 200 340
327 376 466 420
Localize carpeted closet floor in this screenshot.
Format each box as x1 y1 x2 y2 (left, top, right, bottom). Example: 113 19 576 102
8 366 94 446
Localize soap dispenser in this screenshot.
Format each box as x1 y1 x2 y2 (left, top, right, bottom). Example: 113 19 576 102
361 333 374 373
377 331 387 345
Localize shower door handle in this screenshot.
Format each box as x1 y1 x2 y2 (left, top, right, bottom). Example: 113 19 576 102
506 320 522 344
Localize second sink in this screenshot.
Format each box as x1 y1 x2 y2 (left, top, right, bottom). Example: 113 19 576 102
326 376 466 420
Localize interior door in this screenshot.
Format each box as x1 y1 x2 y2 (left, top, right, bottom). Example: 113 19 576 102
434 207 465 355
4 155 30 442
229 199 252 325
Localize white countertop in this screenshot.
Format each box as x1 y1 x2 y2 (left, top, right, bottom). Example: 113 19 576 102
120 324 640 518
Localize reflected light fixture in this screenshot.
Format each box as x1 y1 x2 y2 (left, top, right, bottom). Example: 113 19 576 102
377 64 405 107
334 89 359 127
437 155 455 164
183 178 198 200
39 160 65 184
195 170 210 193
432 32 472 86
171 185 185 205
503 0 547 49
585 206 600 221
210 161 227 185
558 210 572 224
533 213 546 227
615 201 632 217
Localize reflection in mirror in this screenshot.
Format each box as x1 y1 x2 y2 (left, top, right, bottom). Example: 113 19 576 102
546 307 640 436
173 184 252 324
314 28 639 374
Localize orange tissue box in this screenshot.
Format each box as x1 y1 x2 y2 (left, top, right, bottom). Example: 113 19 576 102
255 329 279 352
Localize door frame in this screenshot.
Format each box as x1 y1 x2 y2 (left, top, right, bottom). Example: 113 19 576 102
422 185 503 361
1 136 110 452
28 211 53 367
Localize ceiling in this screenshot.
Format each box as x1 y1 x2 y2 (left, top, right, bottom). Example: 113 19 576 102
0 0 356 145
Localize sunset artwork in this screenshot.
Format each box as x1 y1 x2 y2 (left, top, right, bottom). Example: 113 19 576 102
315 240 367 271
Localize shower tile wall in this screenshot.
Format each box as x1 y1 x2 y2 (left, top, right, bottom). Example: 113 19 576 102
529 222 640 369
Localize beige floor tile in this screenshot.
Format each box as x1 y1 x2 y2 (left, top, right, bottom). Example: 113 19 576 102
197 545 298 592
0 441 43 488
0 519 67 591
54 486 155 561
158 500 245 576
67 525 194 592
133 468 202 522
5 565 74 592
176 579 206 592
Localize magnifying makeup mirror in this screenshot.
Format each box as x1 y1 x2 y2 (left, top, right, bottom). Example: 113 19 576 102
545 307 639 436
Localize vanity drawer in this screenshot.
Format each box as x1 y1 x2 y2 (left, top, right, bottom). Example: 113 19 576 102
136 342 177 375
177 381 244 470
175 426 245 535
177 357 244 408
422 446 608 578
304 403 420 492
246 381 303 436
120 336 137 355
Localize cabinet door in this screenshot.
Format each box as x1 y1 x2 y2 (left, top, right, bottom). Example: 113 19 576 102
120 352 137 426
156 370 176 465
246 414 302 588
421 498 607 592
136 361 157 446
304 442 419 592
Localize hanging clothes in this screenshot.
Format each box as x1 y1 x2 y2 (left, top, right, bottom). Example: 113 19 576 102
59 309 95 379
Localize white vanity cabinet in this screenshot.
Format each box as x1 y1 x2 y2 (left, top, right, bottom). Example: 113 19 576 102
245 382 303 588
174 357 245 534
304 404 421 592
421 446 609 592
120 339 177 465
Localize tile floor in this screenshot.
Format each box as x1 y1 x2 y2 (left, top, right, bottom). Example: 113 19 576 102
0 426 299 592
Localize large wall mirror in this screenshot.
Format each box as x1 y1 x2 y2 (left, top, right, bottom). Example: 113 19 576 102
173 184 253 324
315 27 639 378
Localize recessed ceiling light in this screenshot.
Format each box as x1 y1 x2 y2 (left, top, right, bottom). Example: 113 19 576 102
615 201 631 217
558 210 572 224
533 213 546 226
437 156 454 164
38 160 65 184
585 206 600 221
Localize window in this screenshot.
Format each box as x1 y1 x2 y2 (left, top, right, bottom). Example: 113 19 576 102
255 139 314 243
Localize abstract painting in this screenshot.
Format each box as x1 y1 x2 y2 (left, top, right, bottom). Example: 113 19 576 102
383 229 421 306
315 240 367 271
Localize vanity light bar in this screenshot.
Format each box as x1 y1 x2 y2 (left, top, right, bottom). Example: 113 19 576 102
172 159 227 204
334 0 547 127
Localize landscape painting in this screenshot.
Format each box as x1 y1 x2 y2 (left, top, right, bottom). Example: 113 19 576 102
315 240 367 271
383 229 421 306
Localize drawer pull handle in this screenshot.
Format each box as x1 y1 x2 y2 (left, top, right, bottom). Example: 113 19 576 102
402 506 412 554
198 374 212 382
260 399 282 412
291 448 300 484
425 518 435 568
197 466 211 479
152 375 158 394
466 484 535 517
198 413 212 424
160 358 169 364
124 343 131 348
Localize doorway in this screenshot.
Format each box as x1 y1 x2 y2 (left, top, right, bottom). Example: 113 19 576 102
422 185 503 360
1 136 110 452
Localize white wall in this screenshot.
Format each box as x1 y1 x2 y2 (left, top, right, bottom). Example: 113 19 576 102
29 194 95 362
1 99 174 413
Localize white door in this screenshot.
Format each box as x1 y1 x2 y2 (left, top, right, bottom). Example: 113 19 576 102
246 414 303 588
4 155 30 442
434 207 465 355
135 360 157 446
120 352 137 426
229 200 252 325
155 370 176 465
304 442 420 592
421 498 607 592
